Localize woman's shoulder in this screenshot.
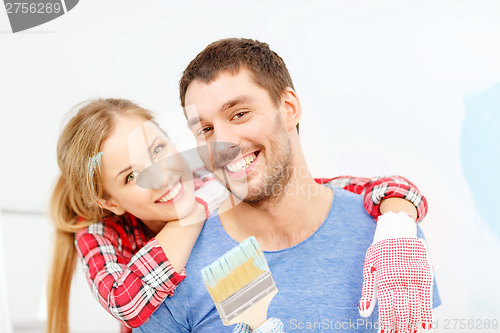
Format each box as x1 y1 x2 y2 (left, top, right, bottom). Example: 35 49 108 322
75 213 142 251
77 214 129 233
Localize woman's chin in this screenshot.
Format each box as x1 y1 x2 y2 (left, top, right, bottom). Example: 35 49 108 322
141 219 169 234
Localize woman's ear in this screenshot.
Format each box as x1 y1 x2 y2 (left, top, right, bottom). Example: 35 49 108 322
281 87 301 132
97 198 126 215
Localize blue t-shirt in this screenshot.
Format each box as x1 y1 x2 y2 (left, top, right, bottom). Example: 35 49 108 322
136 187 440 332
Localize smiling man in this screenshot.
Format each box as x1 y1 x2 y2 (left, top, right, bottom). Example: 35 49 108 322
136 38 440 333
183 65 333 250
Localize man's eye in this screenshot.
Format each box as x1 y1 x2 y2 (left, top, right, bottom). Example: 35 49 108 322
125 171 138 184
199 126 213 135
232 112 247 120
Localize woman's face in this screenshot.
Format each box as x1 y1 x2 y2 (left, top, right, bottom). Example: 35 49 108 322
99 114 195 232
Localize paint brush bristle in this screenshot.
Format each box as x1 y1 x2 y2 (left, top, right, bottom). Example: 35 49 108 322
201 236 277 328
201 236 269 303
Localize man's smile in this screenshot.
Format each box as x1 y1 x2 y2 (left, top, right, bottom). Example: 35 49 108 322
224 151 260 176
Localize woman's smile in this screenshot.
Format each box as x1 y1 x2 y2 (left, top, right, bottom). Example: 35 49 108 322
155 179 184 204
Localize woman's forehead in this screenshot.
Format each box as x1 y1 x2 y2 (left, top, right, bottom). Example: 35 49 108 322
123 117 167 146
102 116 167 163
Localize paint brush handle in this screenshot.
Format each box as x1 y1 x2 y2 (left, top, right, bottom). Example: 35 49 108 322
225 288 278 330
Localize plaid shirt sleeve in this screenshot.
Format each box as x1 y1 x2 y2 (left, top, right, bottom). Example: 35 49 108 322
75 220 185 329
315 175 428 222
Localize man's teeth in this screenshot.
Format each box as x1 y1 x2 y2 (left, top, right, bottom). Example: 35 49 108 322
226 153 256 173
157 182 182 203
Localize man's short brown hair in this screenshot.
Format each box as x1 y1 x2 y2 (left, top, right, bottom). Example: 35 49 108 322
179 38 295 108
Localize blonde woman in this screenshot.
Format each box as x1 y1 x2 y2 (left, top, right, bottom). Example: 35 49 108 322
47 98 428 333
47 98 226 332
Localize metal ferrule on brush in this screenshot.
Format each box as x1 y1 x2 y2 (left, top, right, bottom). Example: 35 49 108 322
214 270 277 324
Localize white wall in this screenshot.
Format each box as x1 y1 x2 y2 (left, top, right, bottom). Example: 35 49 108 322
1 0 499 331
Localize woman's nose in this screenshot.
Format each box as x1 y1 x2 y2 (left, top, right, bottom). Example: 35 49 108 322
137 160 173 190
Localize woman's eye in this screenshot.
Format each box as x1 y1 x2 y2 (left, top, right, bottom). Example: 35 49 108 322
152 144 166 158
125 171 138 184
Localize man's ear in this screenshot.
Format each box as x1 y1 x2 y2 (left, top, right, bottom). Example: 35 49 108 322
281 87 301 132
97 198 126 215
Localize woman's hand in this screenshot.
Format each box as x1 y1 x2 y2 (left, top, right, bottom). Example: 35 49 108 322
154 202 206 273
193 179 229 220
176 201 208 227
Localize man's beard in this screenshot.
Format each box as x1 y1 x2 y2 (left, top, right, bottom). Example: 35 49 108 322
227 116 294 208
244 142 293 208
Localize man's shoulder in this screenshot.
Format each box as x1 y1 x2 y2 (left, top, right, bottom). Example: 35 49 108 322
325 186 376 236
143 213 236 333
331 185 363 199
329 185 365 211
185 214 236 270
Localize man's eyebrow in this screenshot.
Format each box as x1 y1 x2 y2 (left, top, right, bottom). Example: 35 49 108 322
187 117 201 128
220 95 252 112
187 95 253 128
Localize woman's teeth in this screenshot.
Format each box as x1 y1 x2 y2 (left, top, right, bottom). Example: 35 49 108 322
226 153 256 173
157 182 182 203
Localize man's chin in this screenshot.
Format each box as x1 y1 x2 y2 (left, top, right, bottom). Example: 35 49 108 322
222 186 262 205
215 172 250 196
220 175 285 207
241 188 284 207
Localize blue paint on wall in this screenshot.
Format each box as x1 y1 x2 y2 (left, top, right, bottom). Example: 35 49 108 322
460 84 500 239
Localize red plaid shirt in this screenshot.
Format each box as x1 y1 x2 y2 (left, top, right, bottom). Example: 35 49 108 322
75 175 427 332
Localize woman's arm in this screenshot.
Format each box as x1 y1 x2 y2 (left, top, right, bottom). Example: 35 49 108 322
315 175 427 222
75 218 185 329
154 203 206 273
157 177 228 272
75 177 227 329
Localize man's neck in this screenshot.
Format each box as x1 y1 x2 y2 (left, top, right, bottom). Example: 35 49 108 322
219 176 333 251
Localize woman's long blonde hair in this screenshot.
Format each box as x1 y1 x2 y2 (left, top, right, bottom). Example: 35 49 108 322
47 98 154 333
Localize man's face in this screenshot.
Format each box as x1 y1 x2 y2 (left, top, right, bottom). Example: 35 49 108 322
185 68 294 206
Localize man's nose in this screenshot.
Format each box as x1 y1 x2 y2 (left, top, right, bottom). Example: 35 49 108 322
212 123 238 146
200 125 241 171
198 141 240 171
210 141 240 170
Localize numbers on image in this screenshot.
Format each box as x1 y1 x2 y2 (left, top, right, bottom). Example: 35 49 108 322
4 2 62 14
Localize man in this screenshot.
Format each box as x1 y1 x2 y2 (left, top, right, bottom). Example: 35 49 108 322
137 38 439 333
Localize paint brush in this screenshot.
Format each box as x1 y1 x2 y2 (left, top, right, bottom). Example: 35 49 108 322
201 236 278 330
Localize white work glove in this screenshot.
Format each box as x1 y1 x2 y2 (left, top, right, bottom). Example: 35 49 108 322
359 212 435 333
233 318 285 333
